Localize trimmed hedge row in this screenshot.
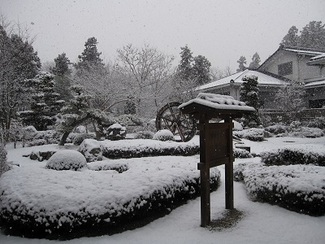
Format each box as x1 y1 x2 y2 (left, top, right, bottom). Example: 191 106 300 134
234 162 325 216
261 148 325 166
0 158 220 239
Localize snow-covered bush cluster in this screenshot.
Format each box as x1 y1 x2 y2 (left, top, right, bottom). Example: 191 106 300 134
73 133 95 145
233 148 253 158
79 139 200 161
134 130 154 139
46 150 87 171
233 128 265 141
0 156 220 238
0 144 10 176
153 129 175 141
104 123 126 140
264 123 324 138
78 139 104 162
234 162 325 216
261 148 325 166
21 126 61 147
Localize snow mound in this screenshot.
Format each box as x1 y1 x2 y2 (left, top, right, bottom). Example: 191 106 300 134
153 129 175 141
46 150 87 171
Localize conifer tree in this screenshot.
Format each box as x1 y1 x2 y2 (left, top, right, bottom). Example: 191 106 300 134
280 26 299 46
192 55 211 85
236 56 247 72
177 45 193 82
249 52 261 69
19 72 64 131
240 75 261 127
75 37 104 73
0 24 41 137
51 53 72 101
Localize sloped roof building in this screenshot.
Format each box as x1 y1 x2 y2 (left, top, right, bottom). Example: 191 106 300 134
196 45 325 109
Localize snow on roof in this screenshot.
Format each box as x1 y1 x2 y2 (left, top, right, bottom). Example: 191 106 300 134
305 79 325 88
179 93 256 112
283 47 325 56
195 69 287 92
310 53 325 61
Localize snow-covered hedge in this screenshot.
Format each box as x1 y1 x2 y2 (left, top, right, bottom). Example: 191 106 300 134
73 133 95 145
234 162 325 216
134 130 154 139
0 156 220 239
46 150 87 170
233 128 265 141
261 148 325 166
79 139 200 162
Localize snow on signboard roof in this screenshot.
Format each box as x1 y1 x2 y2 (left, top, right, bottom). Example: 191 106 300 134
179 92 256 112
283 47 325 56
195 69 287 92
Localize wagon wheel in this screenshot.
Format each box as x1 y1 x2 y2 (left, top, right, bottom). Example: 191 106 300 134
155 102 197 142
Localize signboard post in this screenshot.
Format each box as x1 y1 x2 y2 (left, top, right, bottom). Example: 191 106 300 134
179 93 255 227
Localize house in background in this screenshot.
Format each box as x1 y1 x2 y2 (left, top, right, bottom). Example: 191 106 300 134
195 69 288 109
196 45 325 112
258 45 325 108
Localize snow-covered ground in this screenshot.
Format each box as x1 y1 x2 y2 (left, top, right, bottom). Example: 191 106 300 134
1 136 325 244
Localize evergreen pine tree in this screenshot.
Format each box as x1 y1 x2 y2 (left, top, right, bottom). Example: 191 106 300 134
192 55 211 85
281 26 299 46
299 21 325 49
177 45 193 81
0 25 41 139
249 52 261 69
19 72 64 130
57 85 92 145
240 75 261 127
75 37 104 73
51 53 72 101
236 56 247 72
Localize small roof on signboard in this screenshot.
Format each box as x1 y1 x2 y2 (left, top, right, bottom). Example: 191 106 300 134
179 93 255 119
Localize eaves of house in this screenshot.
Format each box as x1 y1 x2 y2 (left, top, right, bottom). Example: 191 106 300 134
195 69 288 92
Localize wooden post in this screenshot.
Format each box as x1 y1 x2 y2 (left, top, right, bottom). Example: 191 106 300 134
225 117 234 209
199 115 210 227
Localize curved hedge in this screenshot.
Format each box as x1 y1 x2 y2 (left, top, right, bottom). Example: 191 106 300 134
0 156 220 239
234 162 325 216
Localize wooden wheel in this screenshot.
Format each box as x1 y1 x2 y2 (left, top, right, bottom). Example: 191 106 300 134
155 102 196 142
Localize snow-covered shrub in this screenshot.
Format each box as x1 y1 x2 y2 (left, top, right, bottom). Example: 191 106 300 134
261 148 325 166
0 156 220 238
265 124 288 135
153 129 174 141
73 133 95 145
87 161 129 173
80 139 199 160
287 126 324 138
78 139 104 162
105 123 126 140
233 128 265 141
234 162 325 216
74 125 87 133
305 116 325 129
234 148 253 158
134 131 154 139
0 144 10 176
46 150 87 171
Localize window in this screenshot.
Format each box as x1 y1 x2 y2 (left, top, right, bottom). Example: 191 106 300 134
278 61 293 76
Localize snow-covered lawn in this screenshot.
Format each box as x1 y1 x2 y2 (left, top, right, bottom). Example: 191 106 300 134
1 136 325 243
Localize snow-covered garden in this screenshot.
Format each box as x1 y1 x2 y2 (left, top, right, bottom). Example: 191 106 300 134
0 126 325 243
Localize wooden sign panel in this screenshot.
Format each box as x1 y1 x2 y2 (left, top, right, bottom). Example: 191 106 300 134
198 122 233 169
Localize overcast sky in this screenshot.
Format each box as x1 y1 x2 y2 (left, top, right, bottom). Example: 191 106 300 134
1 0 325 72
